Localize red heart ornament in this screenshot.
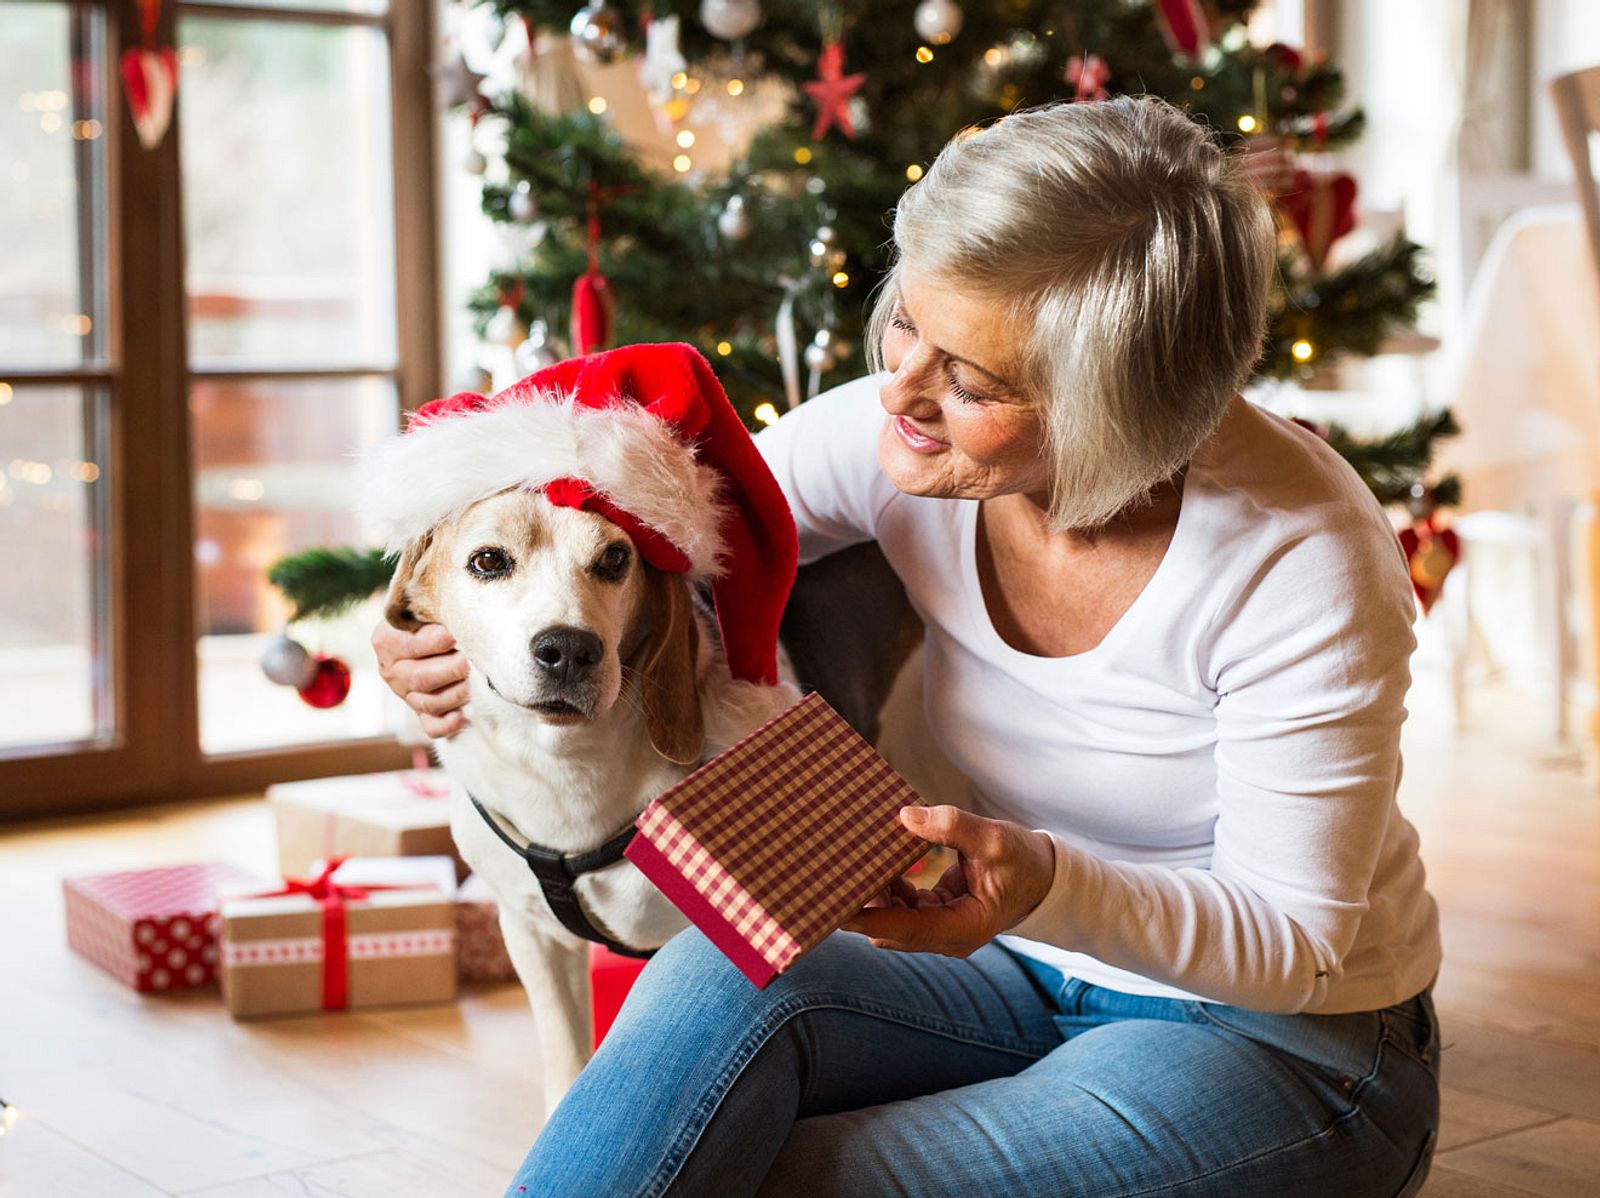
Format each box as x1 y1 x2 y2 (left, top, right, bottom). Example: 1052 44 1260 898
121 46 177 150
1398 522 1461 614
1276 169 1358 273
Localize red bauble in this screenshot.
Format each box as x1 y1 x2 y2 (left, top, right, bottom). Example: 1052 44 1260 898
571 269 614 356
296 655 352 708
1154 0 1209 60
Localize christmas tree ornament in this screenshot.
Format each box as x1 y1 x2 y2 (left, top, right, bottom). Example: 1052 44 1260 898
261 630 318 690
1005 31 1047 70
432 50 487 109
1066 54 1111 102
804 40 867 141
569 1 625 65
701 0 761 42
1154 0 1211 61
121 0 176 151
804 329 836 372
640 14 687 104
464 148 488 175
1398 517 1461 614
1238 133 1297 194
808 225 845 271
913 0 963 45
1277 169 1358 273
508 179 538 223
717 193 752 240
298 655 353 709
571 186 614 356
514 319 561 375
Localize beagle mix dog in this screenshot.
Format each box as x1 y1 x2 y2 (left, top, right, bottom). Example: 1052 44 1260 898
384 485 796 1112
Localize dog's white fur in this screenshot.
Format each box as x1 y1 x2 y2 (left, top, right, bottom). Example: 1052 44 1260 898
361 394 732 577
382 488 796 1114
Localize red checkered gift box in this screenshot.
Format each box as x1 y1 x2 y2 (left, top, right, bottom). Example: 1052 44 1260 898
625 692 928 988
63 863 269 992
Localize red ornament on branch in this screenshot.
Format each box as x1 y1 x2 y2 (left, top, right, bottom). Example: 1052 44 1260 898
1399 517 1461 614
571 183 616 355
1066 54 1111 102
1154 0 1210 61
1276 168 1358 273
803 40 866 141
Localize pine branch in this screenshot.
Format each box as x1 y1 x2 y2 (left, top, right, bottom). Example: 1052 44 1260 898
268 548 397 622
1322 410 1460 505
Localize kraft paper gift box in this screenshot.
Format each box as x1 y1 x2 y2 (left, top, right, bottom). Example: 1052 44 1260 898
625 692 929 989
218 856 457 1018
64 862 271 993
267 769 466 882
456 873 521 984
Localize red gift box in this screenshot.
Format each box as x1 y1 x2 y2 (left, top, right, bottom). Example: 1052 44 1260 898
625 692 928 989
64 863 268 992
591 943 647 1047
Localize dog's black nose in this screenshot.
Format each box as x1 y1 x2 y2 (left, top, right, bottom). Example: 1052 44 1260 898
530 626 604 684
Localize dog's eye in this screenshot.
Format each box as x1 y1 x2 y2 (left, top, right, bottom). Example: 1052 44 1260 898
594 543 631 580
467 547 513 578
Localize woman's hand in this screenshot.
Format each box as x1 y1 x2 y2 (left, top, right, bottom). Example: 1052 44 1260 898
371 620 471 739
843 806 1057 957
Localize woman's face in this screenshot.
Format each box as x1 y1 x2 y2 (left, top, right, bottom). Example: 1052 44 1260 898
875 270 1051 504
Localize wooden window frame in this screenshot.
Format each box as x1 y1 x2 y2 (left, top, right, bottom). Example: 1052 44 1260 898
1 0 439 819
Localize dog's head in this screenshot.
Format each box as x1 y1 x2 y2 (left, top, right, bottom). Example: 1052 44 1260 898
385 488 705 764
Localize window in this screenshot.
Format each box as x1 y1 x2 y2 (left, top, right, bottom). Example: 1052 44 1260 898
1 0 439 816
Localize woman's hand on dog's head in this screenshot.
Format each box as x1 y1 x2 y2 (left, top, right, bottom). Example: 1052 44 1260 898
372 619 471 739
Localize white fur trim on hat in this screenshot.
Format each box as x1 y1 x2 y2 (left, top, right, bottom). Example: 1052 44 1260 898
358 392 729 576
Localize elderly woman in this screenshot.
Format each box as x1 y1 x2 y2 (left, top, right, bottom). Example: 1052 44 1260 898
375 96 1441 1197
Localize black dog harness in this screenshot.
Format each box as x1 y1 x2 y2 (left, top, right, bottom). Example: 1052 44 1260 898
469 793 656 960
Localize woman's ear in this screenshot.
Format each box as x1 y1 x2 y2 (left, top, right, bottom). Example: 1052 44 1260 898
636 566 705 766
384 530 439 631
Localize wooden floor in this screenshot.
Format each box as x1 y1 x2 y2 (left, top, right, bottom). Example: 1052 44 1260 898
2 681 1598 1197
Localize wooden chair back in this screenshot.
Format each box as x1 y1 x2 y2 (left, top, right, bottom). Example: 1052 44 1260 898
1549 65 1600 294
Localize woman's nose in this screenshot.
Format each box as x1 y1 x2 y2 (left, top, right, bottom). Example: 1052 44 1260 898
879 347 942 419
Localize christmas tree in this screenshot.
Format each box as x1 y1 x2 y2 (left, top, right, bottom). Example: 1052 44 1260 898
270 0 1457 641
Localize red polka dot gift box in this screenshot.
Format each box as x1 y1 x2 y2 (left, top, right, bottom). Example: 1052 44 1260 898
63 863 271 993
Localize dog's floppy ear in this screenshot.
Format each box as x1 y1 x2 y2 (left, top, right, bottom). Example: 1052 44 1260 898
384 530 440 631
637 566 704 766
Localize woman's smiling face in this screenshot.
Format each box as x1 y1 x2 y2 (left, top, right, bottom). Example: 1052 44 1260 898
875 270 1052 504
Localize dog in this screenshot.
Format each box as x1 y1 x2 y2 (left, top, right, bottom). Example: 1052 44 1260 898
382 484 798 1111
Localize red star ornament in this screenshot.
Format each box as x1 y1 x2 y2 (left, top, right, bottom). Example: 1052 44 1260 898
803 42 866 141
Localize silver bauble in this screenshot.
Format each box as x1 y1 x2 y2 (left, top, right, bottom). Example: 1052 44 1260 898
803 342 836 372
913 0 963 44
508 180 538 223
700 0 761 41
261 632 318 689
570 1 625 65
717 193 752 240
464 149 488 175
513 320 561 374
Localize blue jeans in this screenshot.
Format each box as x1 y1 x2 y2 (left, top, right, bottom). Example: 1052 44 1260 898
508 929 1440 1197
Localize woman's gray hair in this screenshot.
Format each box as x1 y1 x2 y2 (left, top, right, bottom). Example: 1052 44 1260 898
866 95 1276 531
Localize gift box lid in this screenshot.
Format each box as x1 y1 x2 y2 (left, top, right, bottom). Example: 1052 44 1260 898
64 862 269 919
625 692 928 988
219 856 458 924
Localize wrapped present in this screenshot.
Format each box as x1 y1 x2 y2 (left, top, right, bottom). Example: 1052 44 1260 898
456 873 520 984
219 856 457 1018
63 862 269 992
591 943 648 1047
267 768 466 881
625 692 928 989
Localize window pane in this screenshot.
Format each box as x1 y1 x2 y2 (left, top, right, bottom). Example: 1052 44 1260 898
191 375 397 754
0 383 112 751
178 17 396 368
0 2 108 366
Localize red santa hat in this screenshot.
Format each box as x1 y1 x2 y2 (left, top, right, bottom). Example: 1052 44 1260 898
361 342 797 687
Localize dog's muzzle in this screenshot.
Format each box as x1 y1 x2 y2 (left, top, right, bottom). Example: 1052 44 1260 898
528 624 603 716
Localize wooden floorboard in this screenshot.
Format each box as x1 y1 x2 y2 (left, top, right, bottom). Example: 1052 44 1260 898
0 677 1596 1196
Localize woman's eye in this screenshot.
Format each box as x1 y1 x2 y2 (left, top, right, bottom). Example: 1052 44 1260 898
468 548 512 578
595 543 631 579
946 367 989 405
889 312 916 334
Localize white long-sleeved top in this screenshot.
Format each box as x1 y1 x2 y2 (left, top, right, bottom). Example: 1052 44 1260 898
755 373 1441 1014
